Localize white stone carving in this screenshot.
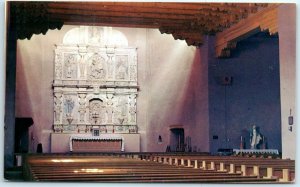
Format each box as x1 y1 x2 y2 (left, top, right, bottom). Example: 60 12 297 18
106 94 114 124
64 54 78 79
54 53 63 79
78 94 87 123
79 53 87 78
107 54 114 79
54 93 62 123
89 99 104 125
88 54 106 80
64 96 75 124
53 26 138 135
129 94 137 123
88 26 104 44
116 55 128 80
130 54 138 81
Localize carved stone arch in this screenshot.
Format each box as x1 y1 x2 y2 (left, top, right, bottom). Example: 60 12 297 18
88 98 105 125
86 94 107 103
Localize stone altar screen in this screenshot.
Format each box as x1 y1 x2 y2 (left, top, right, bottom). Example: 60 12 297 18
53 27 138 135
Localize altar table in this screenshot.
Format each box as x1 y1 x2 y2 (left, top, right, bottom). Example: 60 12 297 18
70 135 124 152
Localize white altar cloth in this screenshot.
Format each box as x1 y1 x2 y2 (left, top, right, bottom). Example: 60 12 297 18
233 149 279 155
70 134 124 152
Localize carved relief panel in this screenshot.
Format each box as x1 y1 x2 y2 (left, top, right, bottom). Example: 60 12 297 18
54 46 137 84
88 54 107 80
63 53 79 79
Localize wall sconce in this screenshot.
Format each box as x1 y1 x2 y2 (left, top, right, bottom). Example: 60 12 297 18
158 135 162 144
289 109 293 125
288 109 293 132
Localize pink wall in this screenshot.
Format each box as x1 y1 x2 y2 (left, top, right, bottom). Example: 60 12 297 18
140 30 209 152
16 26 208 153
278 4 296 159
16 26 77 152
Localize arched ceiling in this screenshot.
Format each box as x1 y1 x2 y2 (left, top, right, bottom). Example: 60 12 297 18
8 1 276 55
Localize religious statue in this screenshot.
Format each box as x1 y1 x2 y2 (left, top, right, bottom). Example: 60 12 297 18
65 54 77 78
78 94 86 122
89 56 105 79
65 61 72 78
250 125 263 149
119 97 128 116
79 53 86 78
116 57 127 79
65 96 75 124
65 96 75 114
106 95 114 124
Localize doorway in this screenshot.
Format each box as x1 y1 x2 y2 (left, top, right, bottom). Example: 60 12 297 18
170 128 184 152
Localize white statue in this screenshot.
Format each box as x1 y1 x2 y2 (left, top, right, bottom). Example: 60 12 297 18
250 125 262 149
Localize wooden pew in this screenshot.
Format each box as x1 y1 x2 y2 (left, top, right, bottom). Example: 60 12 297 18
147 154 295 182
23 154 293 183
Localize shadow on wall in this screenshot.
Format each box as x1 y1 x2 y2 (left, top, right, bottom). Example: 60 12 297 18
209 33 281 153
16 44 36 153
146 38 198 152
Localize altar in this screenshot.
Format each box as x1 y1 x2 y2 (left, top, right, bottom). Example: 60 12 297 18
70 135 124 152
51 26 140 153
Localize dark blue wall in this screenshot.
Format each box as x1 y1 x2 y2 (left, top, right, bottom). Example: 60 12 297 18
208 33 281 153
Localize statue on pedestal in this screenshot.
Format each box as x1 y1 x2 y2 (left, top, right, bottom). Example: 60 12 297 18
250 125 263 149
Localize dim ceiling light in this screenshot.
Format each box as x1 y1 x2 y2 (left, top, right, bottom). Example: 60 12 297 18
51 159 74 163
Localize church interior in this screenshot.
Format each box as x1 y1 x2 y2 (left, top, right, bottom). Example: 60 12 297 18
3 1 296 183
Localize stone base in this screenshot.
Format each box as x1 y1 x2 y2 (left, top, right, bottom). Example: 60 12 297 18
51 133 140 153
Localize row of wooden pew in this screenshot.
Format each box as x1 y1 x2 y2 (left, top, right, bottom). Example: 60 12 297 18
138 154 295 182
22 153 295 183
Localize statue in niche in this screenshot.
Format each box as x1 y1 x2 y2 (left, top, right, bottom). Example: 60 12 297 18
89 99 104 124
65 96 75 114
79 53 86 78
116 96 128 125
106 94 114 124
64 54 77 79
107 55 114 79
119 97 128 117
64 96 75 124
54 93 62 122
89 55 106 80
78 94 86 122
116 56 127 79
250 125 263 149
88 26 102 44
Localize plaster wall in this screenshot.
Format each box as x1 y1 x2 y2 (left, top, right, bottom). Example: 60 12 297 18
278 4 296 159
16 26 207 152
208 34 281 153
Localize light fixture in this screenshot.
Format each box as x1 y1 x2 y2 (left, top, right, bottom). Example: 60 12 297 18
158 135 162 144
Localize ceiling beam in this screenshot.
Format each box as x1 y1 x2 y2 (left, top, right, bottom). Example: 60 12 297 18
215 4 279 58
8 1 274 48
